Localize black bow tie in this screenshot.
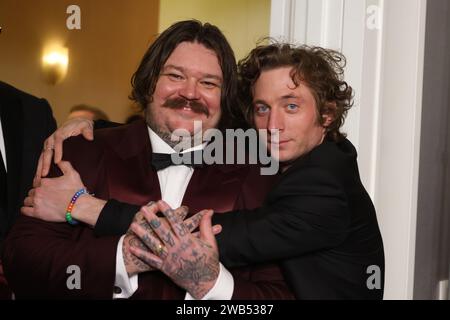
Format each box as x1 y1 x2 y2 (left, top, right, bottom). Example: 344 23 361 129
151 151 205 171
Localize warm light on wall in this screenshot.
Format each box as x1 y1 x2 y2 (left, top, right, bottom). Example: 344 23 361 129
42 46 69 85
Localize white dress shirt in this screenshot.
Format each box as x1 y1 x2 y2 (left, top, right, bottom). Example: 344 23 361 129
113 126 234 300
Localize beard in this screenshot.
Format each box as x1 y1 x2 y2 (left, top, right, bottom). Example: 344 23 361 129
145 113 181 149
145 98 209 149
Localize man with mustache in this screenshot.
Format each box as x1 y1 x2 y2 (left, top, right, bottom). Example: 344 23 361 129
2 20 293 299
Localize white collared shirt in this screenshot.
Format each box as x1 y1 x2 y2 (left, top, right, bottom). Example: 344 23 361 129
113 126 233 300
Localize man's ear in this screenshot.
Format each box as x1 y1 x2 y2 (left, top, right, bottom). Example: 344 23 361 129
322 102 337 128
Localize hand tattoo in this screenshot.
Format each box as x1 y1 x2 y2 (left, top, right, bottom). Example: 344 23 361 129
123 234 153 276
149 219 161 229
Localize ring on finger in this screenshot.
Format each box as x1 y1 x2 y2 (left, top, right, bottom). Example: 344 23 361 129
155 244 164 256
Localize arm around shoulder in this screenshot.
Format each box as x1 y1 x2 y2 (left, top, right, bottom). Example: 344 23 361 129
215 166 351 267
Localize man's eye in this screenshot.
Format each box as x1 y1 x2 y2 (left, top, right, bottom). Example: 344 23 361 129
201 81 219 89
255 105 269 115
286 104 298 111
167 73 184 80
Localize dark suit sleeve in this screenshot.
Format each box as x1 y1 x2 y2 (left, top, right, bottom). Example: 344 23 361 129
1 137 120 299
94 200 139 237
93 119 122 130
214 166 351 268
2 215 119 299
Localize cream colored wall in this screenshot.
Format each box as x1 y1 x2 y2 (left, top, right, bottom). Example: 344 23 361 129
0 0 159 124
158 0 271 61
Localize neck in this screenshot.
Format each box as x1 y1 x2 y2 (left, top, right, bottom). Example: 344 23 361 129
147 121 202 151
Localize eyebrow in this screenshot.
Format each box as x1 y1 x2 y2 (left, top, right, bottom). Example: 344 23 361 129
253 94 299 105
163 64 223 81
253 99 267 105
279 94 299 101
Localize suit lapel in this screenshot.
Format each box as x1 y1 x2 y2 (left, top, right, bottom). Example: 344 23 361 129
101 121 162 205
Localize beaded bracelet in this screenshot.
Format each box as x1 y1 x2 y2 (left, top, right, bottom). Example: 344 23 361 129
65 188 88 225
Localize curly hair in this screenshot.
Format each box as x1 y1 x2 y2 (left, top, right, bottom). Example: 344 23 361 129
238 42 353 141
130 20 246 130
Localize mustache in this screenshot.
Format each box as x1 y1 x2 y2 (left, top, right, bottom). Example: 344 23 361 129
162 98 210 117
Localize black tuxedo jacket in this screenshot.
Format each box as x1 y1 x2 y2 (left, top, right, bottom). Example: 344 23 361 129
214 138 385 299
0 81 56 242
0 81 56 299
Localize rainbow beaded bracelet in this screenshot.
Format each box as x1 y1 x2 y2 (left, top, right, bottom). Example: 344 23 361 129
65 188 88 225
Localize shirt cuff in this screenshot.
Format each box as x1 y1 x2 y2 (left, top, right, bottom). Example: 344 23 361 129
113 235 138 299
185 263 234 300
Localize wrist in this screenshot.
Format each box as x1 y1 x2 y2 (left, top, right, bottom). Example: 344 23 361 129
122 234 138 277
190 263 233 300
71 194 106 227
192 280 218 300
65 188 88 225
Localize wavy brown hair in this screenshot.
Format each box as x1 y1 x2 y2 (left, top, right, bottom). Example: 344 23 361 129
130 20 246 129
238 42 353 141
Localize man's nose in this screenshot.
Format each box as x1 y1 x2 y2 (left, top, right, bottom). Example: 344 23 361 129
179 79 199 100
267 109 284 131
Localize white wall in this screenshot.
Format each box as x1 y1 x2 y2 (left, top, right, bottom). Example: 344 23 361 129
271 0 427 299
159 0 271 61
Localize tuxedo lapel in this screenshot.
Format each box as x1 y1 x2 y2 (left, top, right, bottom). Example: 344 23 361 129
101 121 162 205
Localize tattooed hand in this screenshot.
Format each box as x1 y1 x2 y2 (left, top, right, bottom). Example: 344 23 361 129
130 200 220 299
124 201 205 276
127 202 191 236
123 204 156 276
122 233 153 276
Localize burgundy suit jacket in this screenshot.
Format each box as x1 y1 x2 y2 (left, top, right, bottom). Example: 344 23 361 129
2 120 293 299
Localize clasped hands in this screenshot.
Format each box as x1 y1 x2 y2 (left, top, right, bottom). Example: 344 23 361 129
124 200 222 299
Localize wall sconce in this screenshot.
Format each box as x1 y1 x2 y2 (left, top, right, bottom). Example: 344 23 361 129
42 46 69 85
